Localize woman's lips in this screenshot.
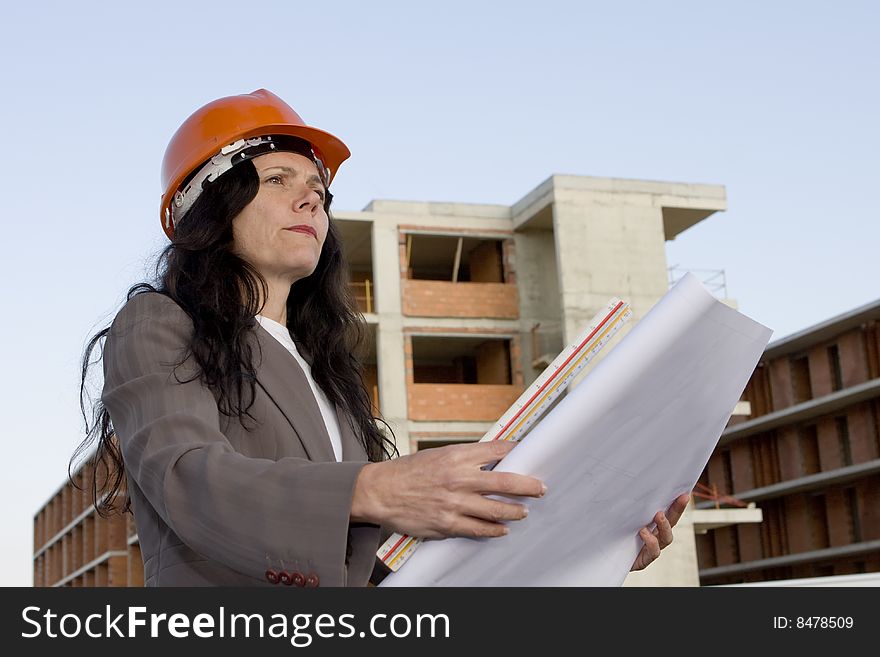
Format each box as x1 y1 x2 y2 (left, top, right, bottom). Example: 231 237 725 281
284 225 317 239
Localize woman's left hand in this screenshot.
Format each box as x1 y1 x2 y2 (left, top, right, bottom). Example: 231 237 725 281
630 493 690 571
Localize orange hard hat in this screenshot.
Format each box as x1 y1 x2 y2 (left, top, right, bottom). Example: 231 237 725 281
159 89 351 239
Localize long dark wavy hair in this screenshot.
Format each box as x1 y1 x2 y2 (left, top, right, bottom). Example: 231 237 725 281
72 158 397 516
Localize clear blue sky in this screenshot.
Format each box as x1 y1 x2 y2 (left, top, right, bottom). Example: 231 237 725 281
1 1 876 586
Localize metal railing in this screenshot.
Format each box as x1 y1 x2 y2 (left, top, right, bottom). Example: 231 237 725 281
349 279 374 314
668 265 727 297
692 482 748 509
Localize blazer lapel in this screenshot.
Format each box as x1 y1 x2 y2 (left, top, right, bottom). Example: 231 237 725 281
284 332 371 463
250 323 337 462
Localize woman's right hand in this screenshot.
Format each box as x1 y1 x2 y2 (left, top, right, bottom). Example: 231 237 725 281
350 440 545 539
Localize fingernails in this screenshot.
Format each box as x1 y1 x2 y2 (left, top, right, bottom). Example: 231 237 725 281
540 483 548 496
522 506 529 518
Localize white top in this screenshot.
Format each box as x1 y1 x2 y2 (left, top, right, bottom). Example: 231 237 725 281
254 314 343 462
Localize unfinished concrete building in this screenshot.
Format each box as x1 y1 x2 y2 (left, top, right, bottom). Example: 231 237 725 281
37 173 748 586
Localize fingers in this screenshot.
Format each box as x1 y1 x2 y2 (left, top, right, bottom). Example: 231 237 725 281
654 511 674 550
632 495 686 570
461 495 530 524
380 441 545 539
446 493 532 538
633 527 661 570
448 516 512 539
476 470 546 498
664 493 690 528
470 440 517 467
444 442 546 498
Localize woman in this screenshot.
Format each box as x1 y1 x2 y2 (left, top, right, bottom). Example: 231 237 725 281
74 89 686 586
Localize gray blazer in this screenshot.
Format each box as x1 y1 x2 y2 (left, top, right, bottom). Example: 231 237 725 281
101 292 380 586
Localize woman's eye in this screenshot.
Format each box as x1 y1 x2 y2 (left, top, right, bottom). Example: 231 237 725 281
266 175 283 184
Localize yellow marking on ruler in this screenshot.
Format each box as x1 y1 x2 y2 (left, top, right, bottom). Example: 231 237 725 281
497 309 629 443
386 541 415 570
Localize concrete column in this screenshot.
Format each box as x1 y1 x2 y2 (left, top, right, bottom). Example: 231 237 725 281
552 183 670 345
372 220 410 454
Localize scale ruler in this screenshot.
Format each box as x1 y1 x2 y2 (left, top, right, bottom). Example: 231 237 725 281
378 297 632 572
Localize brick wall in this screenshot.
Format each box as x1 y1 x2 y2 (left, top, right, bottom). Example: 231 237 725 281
866 321 880 378
408 383 523 421
825 488 852 547
700 315 880 583
777 426 801 479
34 467 144 587
784 495 811 553
768 358 794 411
737 524 763 563
838 330 869 388
808 343 834 398
729 442 754 492
848 403 879 462
402 280 519 319
743 364 774 416
712 527 739 566
816 416 843 470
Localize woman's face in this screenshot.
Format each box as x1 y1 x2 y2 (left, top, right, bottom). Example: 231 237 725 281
232 151 329 284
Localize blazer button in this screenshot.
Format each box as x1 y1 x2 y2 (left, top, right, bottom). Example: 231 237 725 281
305 573 320 588
279 571 293 586
265 569 279 585
291 572 306 588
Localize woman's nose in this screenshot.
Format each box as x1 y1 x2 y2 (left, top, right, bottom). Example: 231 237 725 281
295 187 321 213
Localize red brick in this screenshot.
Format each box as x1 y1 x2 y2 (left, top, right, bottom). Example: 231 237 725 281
838 329 869 387
858 475 880 541
737 524 763 562
784 495 811 553
402 280 519 319
816 417 843 470
768 359 794 410
730 443 754 493
408 383 523 421
808 344 833 398
777 427 801 480
847 404 878 462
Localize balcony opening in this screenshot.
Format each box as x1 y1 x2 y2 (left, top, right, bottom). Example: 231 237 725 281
721 448 734 493
828 344 843 392
789 354 812 404
807 492 830 549
845 486 862 543
411 336 512 384
835 415 852 466
799 424 820 475
338 220 375 314
750 431 781 488
405 234 506 283
354 323 380 414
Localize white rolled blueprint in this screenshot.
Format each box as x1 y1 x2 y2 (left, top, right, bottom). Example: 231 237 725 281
380 273 773 586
